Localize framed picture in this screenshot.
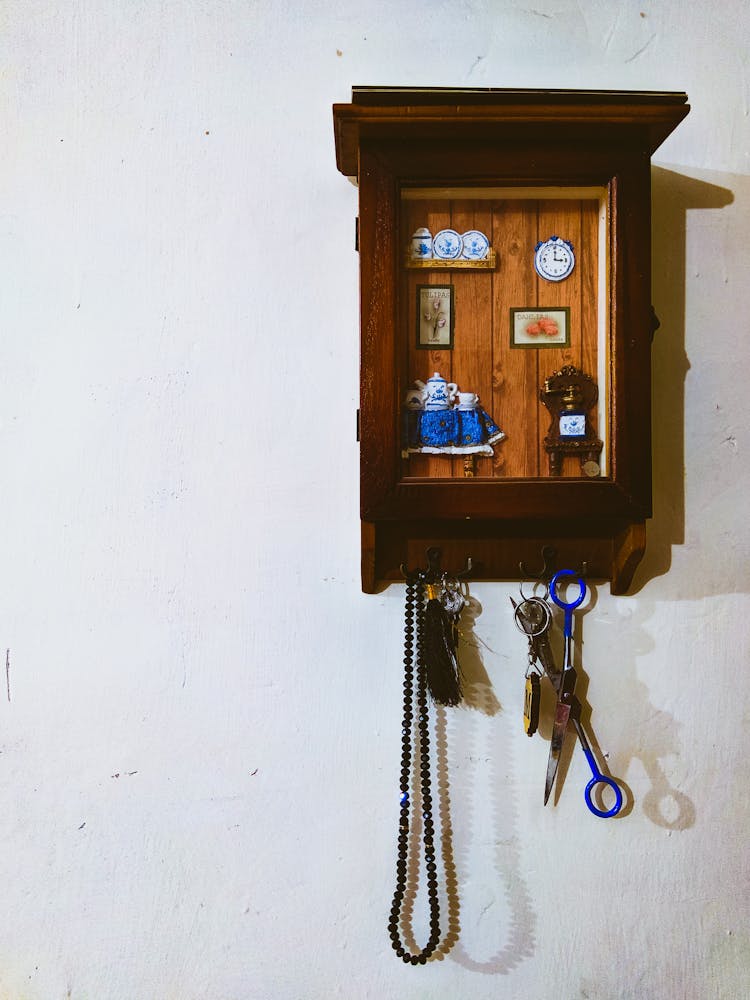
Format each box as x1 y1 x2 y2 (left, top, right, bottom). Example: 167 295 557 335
510 307 570 348
417 284 454 349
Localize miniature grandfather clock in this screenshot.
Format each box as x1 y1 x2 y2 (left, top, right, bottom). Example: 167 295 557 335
332 88 689 593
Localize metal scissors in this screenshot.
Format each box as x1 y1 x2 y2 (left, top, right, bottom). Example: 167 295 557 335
545 569 623 818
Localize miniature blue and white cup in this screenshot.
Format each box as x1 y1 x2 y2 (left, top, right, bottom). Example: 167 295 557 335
456 392 479 410
410 227 433 260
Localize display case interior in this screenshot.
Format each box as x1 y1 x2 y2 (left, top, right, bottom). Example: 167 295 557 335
400 187 608 481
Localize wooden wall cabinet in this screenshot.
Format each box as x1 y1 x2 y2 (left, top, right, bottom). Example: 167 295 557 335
332 88 689 594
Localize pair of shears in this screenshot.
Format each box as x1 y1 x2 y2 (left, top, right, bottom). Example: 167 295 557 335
544 570 623 818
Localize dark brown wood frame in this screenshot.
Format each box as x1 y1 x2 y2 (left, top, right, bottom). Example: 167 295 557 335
333 89 690 593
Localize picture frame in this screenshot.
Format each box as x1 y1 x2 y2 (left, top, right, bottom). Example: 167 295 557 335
417 284 454 349
510 307 570 349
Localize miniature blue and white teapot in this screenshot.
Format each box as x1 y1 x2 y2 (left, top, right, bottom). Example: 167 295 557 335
422 372 458 410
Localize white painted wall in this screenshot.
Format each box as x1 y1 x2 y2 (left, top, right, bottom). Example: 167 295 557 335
0 3 748 998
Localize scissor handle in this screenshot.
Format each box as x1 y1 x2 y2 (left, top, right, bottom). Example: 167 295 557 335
549 569 586 637
581 747 623 818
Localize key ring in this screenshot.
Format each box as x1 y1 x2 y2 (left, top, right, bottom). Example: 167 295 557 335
512 596 551 639
440 574 465 617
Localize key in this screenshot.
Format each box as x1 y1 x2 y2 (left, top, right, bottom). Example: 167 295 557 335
524 671 541 736
511 595 552 737
512 596 559 685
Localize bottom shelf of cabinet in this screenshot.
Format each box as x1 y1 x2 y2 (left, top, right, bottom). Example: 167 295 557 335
361 518 646 596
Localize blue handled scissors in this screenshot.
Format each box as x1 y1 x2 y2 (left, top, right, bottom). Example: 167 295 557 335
544 569 623 818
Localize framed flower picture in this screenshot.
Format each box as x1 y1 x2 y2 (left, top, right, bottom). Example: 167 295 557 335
417 284 454 349
510 307 570 348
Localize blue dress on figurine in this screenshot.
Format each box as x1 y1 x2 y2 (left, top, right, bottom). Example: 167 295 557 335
403 376 505 457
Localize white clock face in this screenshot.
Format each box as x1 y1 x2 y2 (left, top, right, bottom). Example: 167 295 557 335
534 237 575 282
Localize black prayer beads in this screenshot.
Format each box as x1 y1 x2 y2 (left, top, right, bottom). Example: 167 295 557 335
388 578 442 964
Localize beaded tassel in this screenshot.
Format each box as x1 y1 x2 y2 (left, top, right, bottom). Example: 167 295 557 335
423 583 462 706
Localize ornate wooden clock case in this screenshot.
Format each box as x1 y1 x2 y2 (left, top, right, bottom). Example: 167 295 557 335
332 88 689 594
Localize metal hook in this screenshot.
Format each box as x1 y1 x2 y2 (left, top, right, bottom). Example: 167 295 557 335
519 545 557 582
455 555 473 580
425 546 443 579
519 545 588 583
400 546 473 583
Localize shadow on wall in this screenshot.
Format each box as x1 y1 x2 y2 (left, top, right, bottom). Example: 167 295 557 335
577 586 696 831
517 581 696 832
629 166 734 594
447 593 537 974
395 581 697 976
393 590 537 973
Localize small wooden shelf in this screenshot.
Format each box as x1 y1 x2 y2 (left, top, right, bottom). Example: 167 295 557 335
361 519 646 596
405 249 497 270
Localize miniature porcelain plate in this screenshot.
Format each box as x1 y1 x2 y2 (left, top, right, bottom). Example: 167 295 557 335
460 230 490 260
432 229 463 260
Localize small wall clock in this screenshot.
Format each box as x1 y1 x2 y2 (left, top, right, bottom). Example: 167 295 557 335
534 236 575 282
333 87 690 594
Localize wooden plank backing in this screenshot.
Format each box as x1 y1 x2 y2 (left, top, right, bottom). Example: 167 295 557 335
400 194 601 481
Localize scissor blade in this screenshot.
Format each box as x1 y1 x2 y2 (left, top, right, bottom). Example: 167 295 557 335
544 668 577 805
535 632 561 687
544 702 571 804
